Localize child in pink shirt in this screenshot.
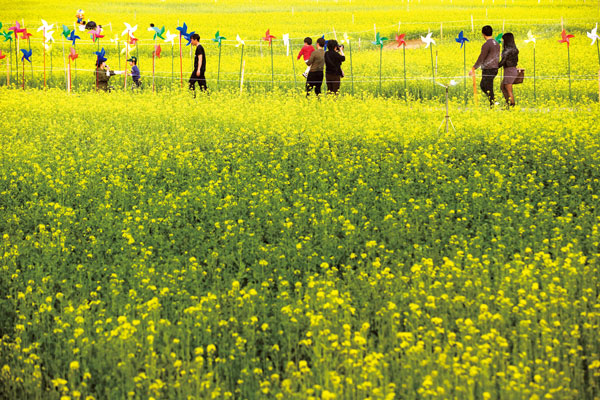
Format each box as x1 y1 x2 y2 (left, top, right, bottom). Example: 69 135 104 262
297 37 315 78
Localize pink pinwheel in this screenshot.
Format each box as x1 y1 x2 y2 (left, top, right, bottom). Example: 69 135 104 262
559 29 575 47
262 29 276 46
395 33 406 48
8 21 26 35
89 26 104 42
153 44 161 58
69 46 78 60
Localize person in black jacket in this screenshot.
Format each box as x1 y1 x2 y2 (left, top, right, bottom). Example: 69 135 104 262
324 39 345 95
499 32 519 107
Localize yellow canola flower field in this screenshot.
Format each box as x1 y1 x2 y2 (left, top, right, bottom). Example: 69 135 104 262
1 0 600 399
1 89 600 399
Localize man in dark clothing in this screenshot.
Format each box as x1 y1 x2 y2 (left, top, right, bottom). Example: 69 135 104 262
469 25 500 106
189 33 207 93
306 37 325 97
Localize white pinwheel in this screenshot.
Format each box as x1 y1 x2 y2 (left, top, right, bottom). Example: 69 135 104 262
109 35 120 48
524 30 536 46
236 34 245 47
121 40 136 55
587 23 599 45
37 19 54 33
341 32 352 45
164 30 177 45
44 42 52 52
44 30 55 44
122 22 138 37
282 33 290 56
420 31 435 48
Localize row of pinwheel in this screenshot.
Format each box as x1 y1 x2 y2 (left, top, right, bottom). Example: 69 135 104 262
1 20 599 97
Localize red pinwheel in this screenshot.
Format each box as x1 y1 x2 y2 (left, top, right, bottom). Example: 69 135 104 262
262 29 276 46
0 49 6 60
153 44 161 58
395 33 406 48
559 29 575 47
69 46 78 60
20 29 33 41
128 35 138 45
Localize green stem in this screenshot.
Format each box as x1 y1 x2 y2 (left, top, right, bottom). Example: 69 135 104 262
430 45 435 94
379 45 383 95
463 44 467 104
239 45 244 88
567 45 571 101
403 44 407 99
533 46 536 102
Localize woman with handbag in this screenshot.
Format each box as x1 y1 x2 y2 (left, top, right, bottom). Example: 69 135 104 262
499 32 519 107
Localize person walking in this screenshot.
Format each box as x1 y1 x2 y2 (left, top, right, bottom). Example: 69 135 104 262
469 25 500 107
189 33 207 93
499 32 519 107
305 37 325 97
324 39 345 95
95 60 117 92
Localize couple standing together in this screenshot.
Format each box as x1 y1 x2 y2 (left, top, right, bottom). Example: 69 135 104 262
298 37 346 96
470 25 520 107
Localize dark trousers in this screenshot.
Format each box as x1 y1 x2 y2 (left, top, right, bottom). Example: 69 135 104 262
306 71 323 97
326 73 341 94
189 71 207 91
480 68 498 106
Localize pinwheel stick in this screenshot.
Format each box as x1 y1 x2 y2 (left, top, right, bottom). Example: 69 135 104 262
43 27 46 89
179 33 183 89
533 46 536 101
379 44 384 95
239 45 244 90
270 42 274 90
463 44 467 104
403 44 407 99
348 40 354 96
472 73 478 105
171 43 174 83
22 58 25 90
62 36 67 92
289 42 297 90
430 45 435 94
27 37 33 81
152 50 156 93
217 43 222 91
6 58 9 86
68 57 71 93
567 45 571 101
596 40 600 67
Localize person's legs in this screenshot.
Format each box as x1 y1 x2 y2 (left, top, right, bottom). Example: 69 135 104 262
306 72 314 97
480 69 498 106
326 73 334 93
332 75 341 95
199 73 207 91
501 82 509 104
506 84 514 105
314 71 323 96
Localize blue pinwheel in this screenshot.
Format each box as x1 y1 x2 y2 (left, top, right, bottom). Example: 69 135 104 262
176 23 188 38
21 48 32 62
184 30 195 46
68 30 80 46
456 31 470 103
320 34 330 51
455 31 469 48
95 47 107 65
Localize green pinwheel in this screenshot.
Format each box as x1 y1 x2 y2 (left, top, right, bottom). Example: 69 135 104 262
495 33 503 44
152 25 165 40
372 32 388 94
212 31 226 90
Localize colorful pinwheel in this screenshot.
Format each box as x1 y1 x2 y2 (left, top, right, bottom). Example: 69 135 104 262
89 26 104 42
176 23 189 38
154 44 162 58
559 29 574 47
372 32 388 48
420 31 435 48
68 30 80 46
20 30 33 41
8 21 26 35
21 48 32 62
212 31 226 46
559 29 575 100
62 25 71 39
1 31 13 42
184 30 195 46
176 23 188 88
109 35 119 48
0 49 6 60
150 25 165 40
236 34 245 47
44 30 55 43
372 32 388 94
95 47 107 65
395 33 406 48
320 34 330 51
263 29 276 45
495 33 503 44
455 31 469 48
69 47 78 60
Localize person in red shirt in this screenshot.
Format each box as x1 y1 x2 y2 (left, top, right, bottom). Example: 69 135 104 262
297 37 315 78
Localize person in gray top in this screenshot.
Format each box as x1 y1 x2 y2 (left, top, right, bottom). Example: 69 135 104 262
306 37 325 97
469 25 500 107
